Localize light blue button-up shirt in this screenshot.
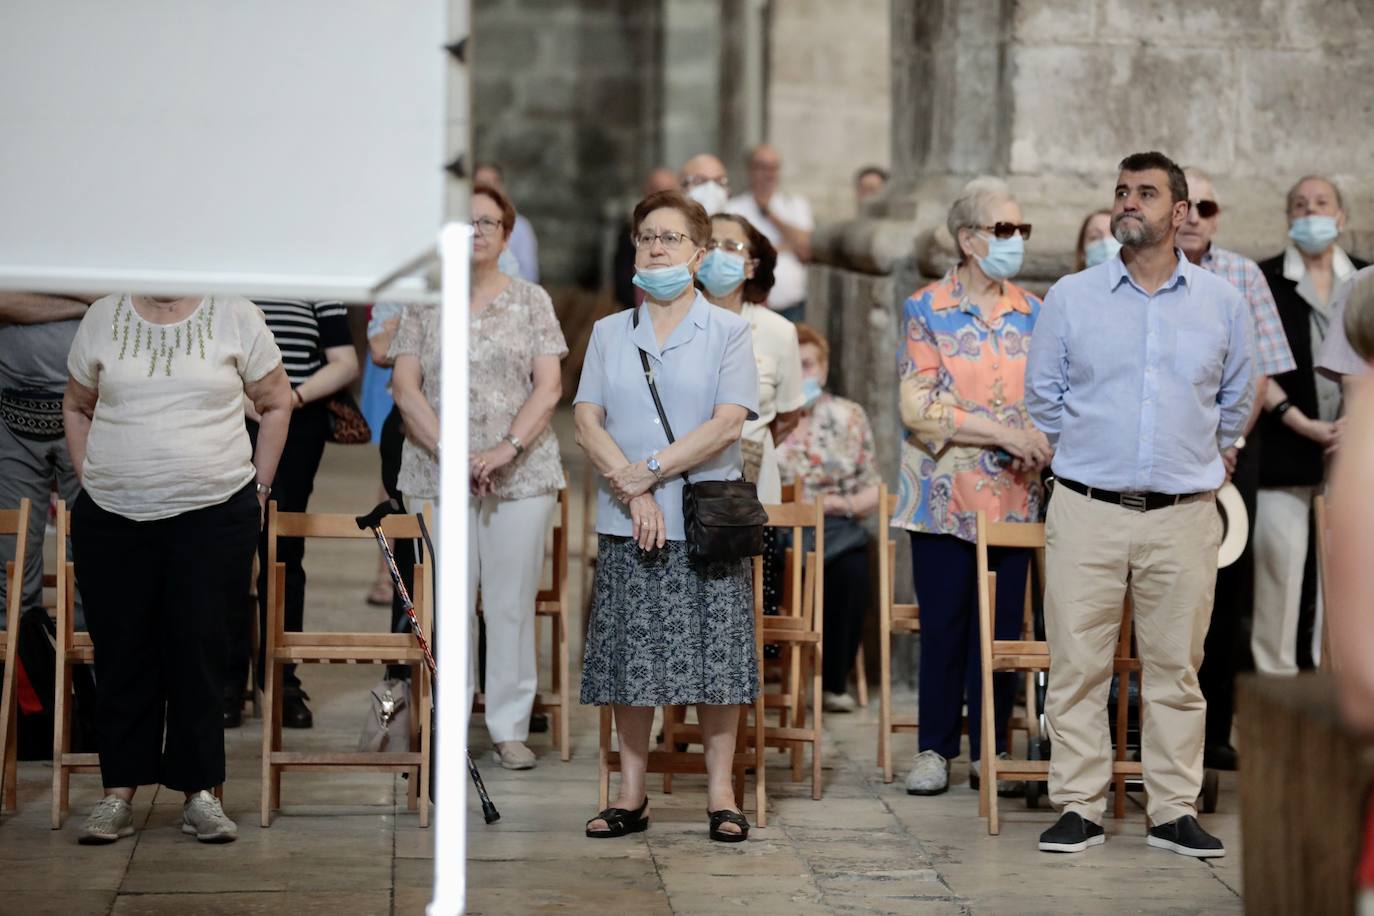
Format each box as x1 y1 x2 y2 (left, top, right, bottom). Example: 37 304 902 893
574 293 760 540
1025 250 1254 494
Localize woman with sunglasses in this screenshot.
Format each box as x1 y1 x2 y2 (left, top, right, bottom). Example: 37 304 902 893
575 189 759 842
696 213 804 504
894 177 1050 798
391 183 568 771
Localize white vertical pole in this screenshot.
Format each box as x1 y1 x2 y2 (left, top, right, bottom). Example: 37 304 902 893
429 222 472 916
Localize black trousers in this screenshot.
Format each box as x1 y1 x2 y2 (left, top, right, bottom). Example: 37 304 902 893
380 405 417 678
72 484 257 791
1200 436 1259 749
822 546 871 694
229 402 329 692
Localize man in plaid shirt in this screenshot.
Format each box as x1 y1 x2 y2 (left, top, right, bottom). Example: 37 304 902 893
1178 167 1296 771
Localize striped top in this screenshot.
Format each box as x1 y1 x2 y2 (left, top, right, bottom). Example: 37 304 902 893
254 300 352 385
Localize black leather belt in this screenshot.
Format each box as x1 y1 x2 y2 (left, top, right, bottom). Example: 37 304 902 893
1053 477 1206 513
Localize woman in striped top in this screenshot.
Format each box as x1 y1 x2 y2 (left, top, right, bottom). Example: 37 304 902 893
226 300 359 729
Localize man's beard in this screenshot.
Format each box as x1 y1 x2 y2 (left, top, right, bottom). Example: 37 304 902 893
1112 211 1168 248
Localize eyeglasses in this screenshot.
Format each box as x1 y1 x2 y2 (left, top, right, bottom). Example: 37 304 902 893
683 174 729 191
973 222 1033 240
1189 199 1220 219
472 217 503 237
632 230 694 251
705 239 749 255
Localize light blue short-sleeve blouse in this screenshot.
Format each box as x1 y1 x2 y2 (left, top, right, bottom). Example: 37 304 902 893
575 293 760 540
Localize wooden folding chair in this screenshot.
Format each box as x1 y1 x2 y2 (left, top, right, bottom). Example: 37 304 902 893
474 485 573 761
975 511 1141 835
597 556 768 824
0 499 32 815
51 501 102 827
876 484 919 782
261 505 433 827
758 498 826 799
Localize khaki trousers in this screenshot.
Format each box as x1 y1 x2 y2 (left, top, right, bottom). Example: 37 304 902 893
1044 484 1221 826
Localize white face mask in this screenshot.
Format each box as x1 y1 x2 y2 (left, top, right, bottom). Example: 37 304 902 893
687 180 729 216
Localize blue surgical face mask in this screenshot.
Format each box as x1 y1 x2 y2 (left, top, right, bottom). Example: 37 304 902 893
697 249 747 296
1288 214 1340 256
801 377 823 408
976 232 1024 280
1083 236 1122 268
633 260 696 301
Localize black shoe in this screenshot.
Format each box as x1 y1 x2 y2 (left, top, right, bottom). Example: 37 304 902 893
1148 815 1225 858
530 712 549 734
282 687 313 729
223 694 242 729
1203 743 1238 771
1038 812 1105 853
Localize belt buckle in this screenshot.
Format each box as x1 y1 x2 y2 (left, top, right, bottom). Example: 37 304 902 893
1120 492 1148 513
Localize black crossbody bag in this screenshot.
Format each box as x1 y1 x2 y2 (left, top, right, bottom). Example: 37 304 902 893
633 308 767 562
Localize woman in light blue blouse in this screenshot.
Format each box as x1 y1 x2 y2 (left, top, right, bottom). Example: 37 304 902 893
574 189 760 843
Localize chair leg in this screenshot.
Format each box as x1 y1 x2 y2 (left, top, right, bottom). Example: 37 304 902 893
407 665 421 813
558 613 571 762
260 660 281 828
51 654 74 829
419 672 431 829
879 626 893 783
979 572 999 835
662 706 678 794
811 645 823 801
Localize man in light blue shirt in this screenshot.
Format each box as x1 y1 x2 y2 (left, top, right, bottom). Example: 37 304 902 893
1026 152 1253 860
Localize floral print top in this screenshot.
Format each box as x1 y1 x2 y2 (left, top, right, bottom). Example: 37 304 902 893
891 269 1043 542
390 278 568 501
775 393 880 500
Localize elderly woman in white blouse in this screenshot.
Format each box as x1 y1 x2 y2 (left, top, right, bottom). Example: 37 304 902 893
390 183 568 771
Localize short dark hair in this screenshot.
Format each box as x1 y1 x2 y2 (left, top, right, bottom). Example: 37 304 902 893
1343 269 1374 362
473 182 516 237
709 213 777 303
1118 151 1189 205
632 189 712 247
855 165 888 184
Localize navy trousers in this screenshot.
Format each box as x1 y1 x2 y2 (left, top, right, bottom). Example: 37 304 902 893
910 532 1030 762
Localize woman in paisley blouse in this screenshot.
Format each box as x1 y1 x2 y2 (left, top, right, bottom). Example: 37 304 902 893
775 324 880 714
893 177 1051 798
390 183 568 771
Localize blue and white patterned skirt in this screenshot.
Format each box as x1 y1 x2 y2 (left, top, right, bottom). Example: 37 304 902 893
580 535 758 706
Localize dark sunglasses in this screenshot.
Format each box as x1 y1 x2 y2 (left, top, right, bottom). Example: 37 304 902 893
1189 199 1220 218
975 222 1033 240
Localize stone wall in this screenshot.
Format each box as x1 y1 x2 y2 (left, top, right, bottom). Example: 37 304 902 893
766 0 891 225
472 0 662 286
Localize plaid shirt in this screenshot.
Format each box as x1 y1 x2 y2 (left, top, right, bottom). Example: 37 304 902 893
1200 245 1296 376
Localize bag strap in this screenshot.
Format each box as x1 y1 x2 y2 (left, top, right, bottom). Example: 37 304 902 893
631 307 689 484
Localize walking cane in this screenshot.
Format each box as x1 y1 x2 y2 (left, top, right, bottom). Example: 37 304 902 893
355 498 500 824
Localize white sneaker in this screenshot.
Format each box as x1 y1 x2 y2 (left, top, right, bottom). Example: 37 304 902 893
970 752 1026 797
904 749 949 796
493 741 537 770
79 795 134 844
822 691 857 713
182 790 238 843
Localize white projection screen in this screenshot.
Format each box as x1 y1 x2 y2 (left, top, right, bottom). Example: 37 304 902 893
0 1 450 302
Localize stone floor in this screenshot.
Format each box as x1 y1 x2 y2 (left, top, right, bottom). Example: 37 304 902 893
0 414 1244 914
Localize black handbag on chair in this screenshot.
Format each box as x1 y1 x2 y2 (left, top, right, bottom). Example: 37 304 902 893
633 308 767 562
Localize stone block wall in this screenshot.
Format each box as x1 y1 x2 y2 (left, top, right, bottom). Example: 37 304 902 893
472 0 661 286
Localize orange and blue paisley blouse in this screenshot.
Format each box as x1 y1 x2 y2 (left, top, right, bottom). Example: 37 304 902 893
891 269 1044 542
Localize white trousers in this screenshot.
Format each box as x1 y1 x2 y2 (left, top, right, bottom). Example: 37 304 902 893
1251 485 1322 675
467 492 556 744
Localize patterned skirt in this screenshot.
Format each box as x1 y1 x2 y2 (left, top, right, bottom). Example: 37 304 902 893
581 535 758 706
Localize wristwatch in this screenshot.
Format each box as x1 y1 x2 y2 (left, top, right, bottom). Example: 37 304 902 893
1233 435 1246 451
647 454 664 482
502 433 525 456
255 482 271 497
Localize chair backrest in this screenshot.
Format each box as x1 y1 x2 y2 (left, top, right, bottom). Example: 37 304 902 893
267 504 430 640
763 498 824 630
1 499 32 631
974 510 1046 644
779 482 798 503
536 485 570 609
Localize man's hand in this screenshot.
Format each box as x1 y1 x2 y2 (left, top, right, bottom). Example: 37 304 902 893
1222 446 1239 479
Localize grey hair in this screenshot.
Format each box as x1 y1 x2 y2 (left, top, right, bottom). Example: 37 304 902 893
946 177 1014 262
1287 174 1346 213
1183 166 1218 204
1342 268 1374 362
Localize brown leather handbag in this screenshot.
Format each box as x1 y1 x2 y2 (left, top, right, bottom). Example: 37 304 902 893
325 391 372 444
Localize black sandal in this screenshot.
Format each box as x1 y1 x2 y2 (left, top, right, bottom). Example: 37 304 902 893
585 798 649 838
708 808 750 843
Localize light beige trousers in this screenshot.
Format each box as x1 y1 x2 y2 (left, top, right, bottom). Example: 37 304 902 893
1044 484 1221 826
